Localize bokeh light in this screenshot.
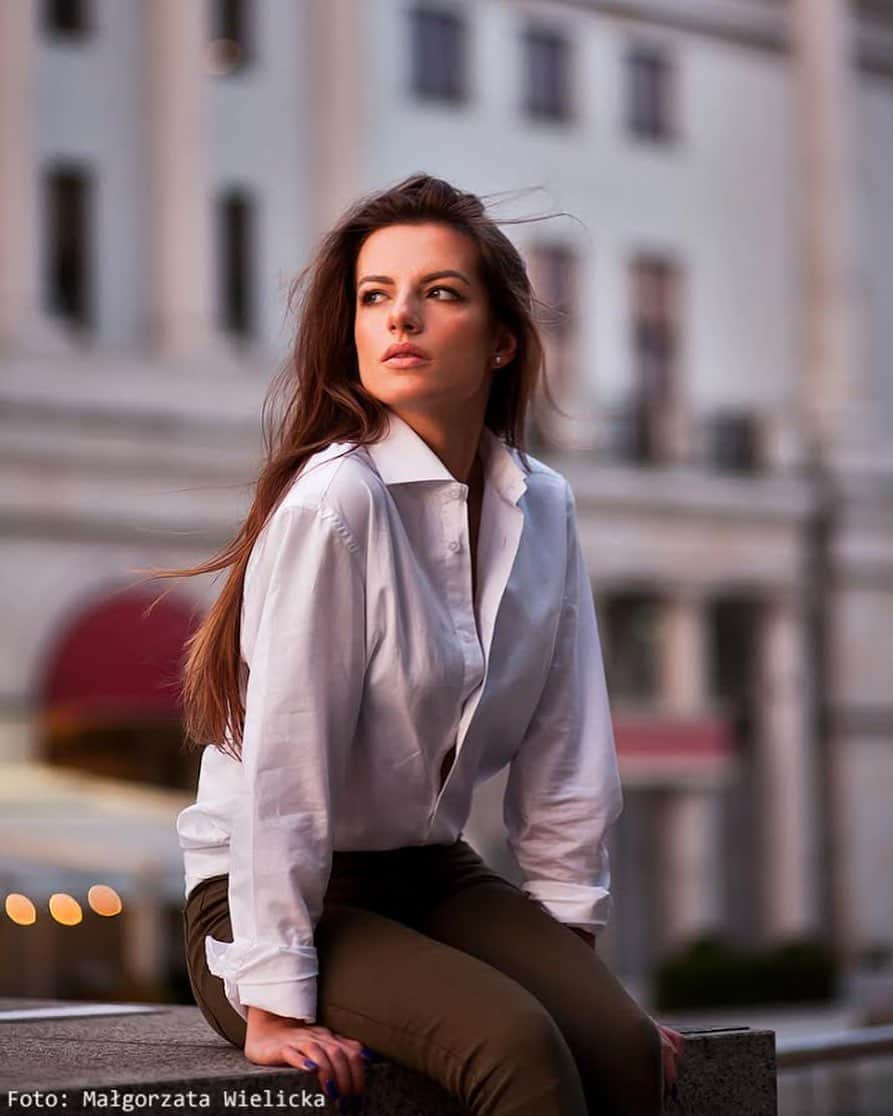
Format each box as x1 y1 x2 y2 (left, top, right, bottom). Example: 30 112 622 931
5 894 37 926
87 884 123 917
48 893 83 926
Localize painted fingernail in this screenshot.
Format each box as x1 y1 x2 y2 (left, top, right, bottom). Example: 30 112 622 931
326 1079 340 1099
302 1059 318 1070
360 1046 377 1062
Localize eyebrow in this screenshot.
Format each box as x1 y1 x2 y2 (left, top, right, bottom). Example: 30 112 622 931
357 269 472 288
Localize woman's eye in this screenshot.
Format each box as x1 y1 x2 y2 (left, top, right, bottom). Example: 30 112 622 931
359 286 461 305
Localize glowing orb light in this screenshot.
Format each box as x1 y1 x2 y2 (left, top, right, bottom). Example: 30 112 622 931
48 893 83 926
5 894 37 926
88 884 123 917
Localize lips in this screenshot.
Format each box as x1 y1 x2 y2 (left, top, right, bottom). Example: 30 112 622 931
382 343 431 361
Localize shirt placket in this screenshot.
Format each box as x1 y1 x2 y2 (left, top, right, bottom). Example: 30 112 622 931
427 483 485 828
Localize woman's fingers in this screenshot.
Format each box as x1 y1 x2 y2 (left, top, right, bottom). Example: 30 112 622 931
323 1039 362 1099
653 1022 685 1096
662 1043 677 1089
333 1036 368 1096
291 1033 367 1099
293 1038 338 1096
663 1025 686 1053
243 1012 370 1100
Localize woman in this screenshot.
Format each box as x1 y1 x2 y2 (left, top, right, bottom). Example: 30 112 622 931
170 174 683 1115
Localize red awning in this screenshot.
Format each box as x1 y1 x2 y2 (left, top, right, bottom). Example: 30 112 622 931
613 714 732 758
43 588 201 723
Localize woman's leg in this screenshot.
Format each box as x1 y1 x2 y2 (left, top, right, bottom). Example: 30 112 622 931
318 904 589 1115
182 873 247 1048
417 845 664 1116
183 870 589 1115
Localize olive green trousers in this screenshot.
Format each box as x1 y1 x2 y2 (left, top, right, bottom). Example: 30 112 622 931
183 838 662 1115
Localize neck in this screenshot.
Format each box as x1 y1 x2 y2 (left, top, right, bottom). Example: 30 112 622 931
389 406 486 486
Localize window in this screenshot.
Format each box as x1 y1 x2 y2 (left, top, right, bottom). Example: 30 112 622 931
602 594 662 703
628 255 681 463
208 0 253 75
44 0 90 36
217 191 255 340
523 25 572 122
710 598 761 754
526 242 579 443
44 165 93 329
529 242 576 340
627 44 675 141
704 411 764 474
410 6 467 104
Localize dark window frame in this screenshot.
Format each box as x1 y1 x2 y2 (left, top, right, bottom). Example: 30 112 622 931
43 161 94 331
704 410 764 474
409 5 468 105
43 0 91 38
210 0 254 74
217 188 256 342
627 43 676 142
527 241 579 421
602 592 663 704
628 254 682 464
522 24 573 123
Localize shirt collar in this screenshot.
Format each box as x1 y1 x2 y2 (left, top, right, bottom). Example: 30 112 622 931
365 408 528 506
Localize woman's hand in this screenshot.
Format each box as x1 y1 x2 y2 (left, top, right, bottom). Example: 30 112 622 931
654 1020 686 1099
244 1005 373 1104
566 930 685 1098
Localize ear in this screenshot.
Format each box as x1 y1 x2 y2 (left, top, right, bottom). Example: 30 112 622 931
491 324 518 369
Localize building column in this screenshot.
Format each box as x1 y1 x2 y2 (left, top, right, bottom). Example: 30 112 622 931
0 0 37 349
122 866 165 996
0 1 70 354
660 591 709 716
662 790 723 948
757 596 818 938
0 704 38 764
659 593 723 948
144 0 217 356
307 0 363 236
792 0 871 457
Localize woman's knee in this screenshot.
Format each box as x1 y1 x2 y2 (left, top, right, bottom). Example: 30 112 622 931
465 999 586 1113
487 1000 570 1067
582 1011 663 1116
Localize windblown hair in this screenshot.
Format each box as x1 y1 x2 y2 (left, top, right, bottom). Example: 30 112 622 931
155 173 566 760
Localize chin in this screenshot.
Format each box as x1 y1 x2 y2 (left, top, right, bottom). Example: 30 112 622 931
364 378 451 408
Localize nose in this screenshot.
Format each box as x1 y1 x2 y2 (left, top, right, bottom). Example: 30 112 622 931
387 289 422 334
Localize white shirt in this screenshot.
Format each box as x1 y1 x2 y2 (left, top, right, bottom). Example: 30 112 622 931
176 408 623 1025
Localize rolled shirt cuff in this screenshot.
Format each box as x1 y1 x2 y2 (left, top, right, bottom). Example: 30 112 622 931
521 879 612 936
205 935 319 1024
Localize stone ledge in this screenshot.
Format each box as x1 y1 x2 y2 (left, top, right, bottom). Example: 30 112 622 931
0 999 776 1115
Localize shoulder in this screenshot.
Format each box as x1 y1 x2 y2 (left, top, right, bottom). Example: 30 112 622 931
244 445 379 606
513 445 574 520
266 441 387 550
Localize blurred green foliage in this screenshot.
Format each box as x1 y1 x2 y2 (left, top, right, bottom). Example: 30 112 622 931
655 934 838 1011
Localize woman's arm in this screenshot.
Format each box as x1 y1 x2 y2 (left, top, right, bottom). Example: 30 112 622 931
503 478 623 943
207 500 366 1026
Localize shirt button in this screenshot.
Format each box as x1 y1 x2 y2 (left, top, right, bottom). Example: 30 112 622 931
448 539 461 553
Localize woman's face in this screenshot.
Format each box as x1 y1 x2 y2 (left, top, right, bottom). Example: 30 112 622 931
353 222 515 419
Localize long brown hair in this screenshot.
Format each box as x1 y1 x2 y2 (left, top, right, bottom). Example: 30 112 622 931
155 173 565 760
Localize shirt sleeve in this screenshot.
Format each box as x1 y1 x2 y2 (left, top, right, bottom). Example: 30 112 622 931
204 500 366 1025
503 478 623 941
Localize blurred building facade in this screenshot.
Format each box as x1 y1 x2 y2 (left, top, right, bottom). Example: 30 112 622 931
0 0 891 998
